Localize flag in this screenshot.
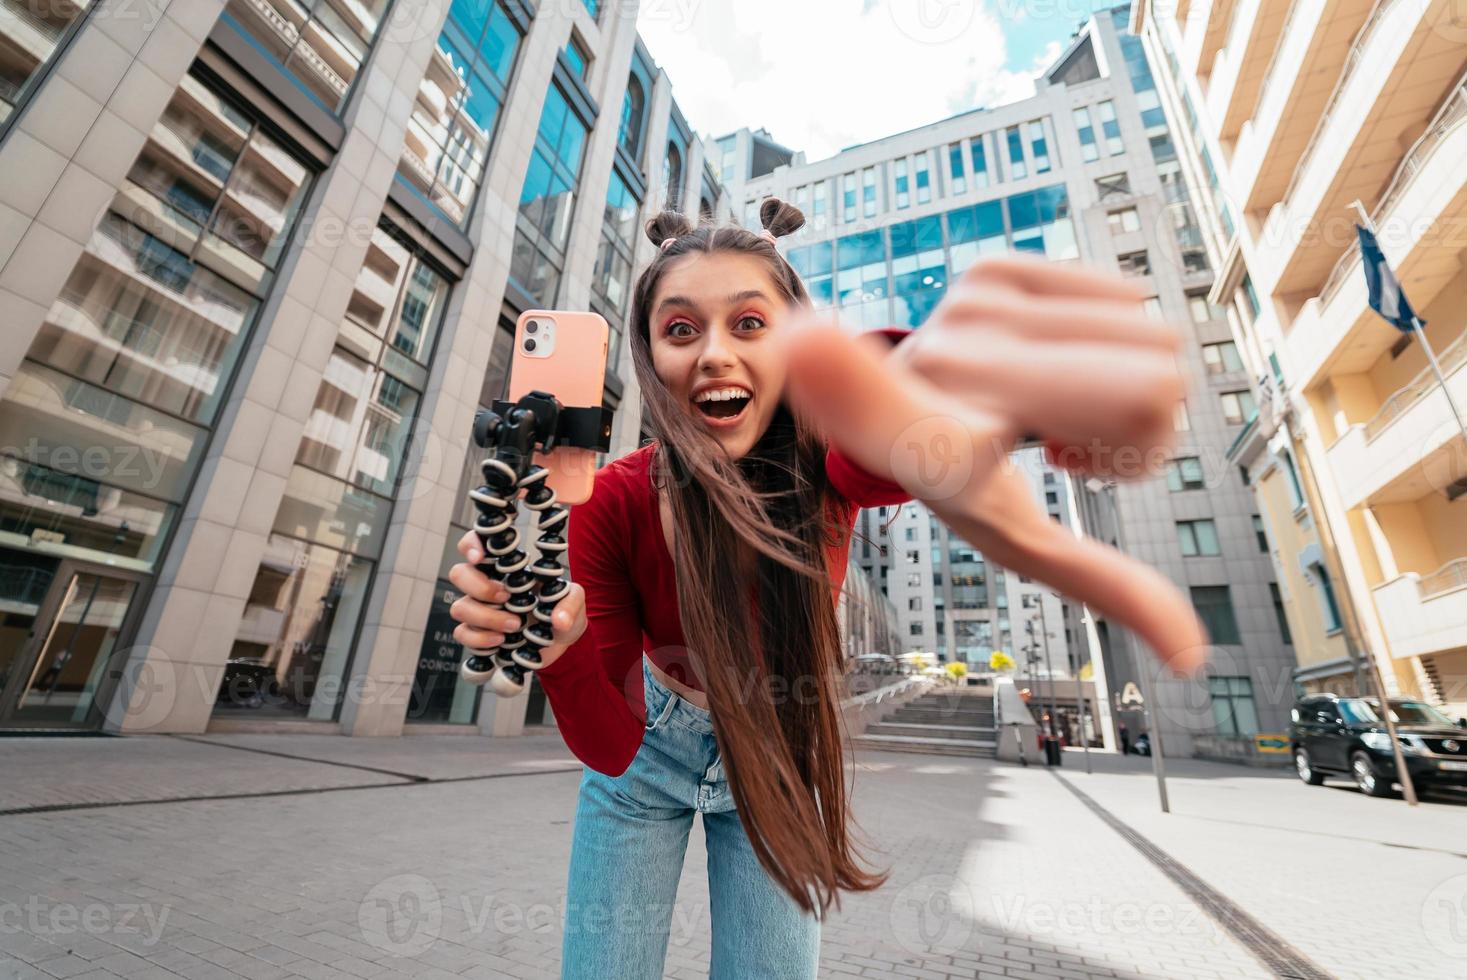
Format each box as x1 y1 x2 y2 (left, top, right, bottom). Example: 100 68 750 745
1357 224 1425 334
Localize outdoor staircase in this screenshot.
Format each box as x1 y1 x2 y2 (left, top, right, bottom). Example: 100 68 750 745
852 688 998 758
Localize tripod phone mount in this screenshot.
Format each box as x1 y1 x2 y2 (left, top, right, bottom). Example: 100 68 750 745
460 389 611 697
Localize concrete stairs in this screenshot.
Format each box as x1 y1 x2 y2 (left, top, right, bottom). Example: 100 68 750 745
852 688 998 758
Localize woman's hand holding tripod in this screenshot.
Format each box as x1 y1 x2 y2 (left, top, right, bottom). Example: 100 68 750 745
779 253 1210 677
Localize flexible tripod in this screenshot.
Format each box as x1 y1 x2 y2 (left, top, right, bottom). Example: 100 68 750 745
460 390 610 697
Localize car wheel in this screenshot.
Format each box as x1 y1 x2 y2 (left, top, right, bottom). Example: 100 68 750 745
1351 751 1394 797
1295 748 1325 785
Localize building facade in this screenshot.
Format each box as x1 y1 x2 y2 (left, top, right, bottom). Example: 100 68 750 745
0 0 736 735
1132 0 1467 719
719 6 1297 755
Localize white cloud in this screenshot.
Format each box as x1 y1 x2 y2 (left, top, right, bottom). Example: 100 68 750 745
635 0 1056 163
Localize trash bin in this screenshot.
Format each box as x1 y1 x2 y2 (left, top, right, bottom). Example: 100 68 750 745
1042 735 1063 767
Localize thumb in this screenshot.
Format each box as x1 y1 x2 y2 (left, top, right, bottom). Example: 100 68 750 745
779 313 1005 502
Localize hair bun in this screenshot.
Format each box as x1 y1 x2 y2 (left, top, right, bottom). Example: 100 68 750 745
645 210 696 248
759 198 806 239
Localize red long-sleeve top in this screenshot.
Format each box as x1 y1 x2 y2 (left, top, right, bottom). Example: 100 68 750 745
534 329 914 776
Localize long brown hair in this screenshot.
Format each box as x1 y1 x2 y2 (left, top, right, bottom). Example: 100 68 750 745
627 198 890 916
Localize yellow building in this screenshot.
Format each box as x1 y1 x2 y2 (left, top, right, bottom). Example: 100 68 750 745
1134 0 1467 715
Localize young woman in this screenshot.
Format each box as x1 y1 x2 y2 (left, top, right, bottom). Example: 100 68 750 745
447 199 1207 978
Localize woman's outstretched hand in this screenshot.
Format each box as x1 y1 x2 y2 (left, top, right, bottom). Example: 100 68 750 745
778 253 1209 677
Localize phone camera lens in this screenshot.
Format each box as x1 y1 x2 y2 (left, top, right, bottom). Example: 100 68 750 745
524 338 537 353
526 320 539 334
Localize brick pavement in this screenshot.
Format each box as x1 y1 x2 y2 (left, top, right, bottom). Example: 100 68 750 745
0 733 1456 979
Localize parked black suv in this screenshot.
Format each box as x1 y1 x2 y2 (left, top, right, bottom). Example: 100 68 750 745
1290 694 1467 797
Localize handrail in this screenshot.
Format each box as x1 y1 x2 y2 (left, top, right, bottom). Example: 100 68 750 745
1279 0 1404 209
1316 73 1467 309
841 674 929 708
1420 558 1467 600
1364 331 1467 440
1251 0 1307 120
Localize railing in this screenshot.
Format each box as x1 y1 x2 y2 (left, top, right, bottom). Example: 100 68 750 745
1279 0 1407 209
1250 0 1308 121
1420 558 1467 600
1316 73 1467 310
1363 331 1467 440
842 674 929 708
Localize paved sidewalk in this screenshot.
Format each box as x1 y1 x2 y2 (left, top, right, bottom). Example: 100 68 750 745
0 733 1460 979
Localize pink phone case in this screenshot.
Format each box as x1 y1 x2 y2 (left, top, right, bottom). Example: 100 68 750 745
506 310 610 506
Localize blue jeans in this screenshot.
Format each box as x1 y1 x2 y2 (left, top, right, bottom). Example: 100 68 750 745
560 655 821 979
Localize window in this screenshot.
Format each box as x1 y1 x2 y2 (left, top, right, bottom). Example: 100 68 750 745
946 199 1006 271
1202 341 1244 375
592 168 640 349
949 143 965 193
563 36 590 78
618 74 646 157
907 573 922 587
909 597 923 611
1166 457 1205 491
1190 586 1241 645
970 136 990 188
512 82 591 304
910 623 924 636
836 229 889 328
863 166 878 218
1175 401 1191 431
1097 100 1123 154
224 0 392 112
1208 677 1260 736
1188 294 1226 323
905 527 916 541
1005 126 1026 180
1095 172 1131 200
1310 562 1342 631
1280 450 1305 509
842 172 857 222
1253 515 1269 552
1073 107 1099 162
813 180 829 229
1220 389 1258 425
1045 491 1058 505
0 0 90 133
914 151 932 204
1269 583 1293 645
787 241 833 307
1117 250 1151 277
663 142 683 208
1008 185 1078 260
1028 120 1051 174
399 0 524 225
906 549 920 564
1239 273 1262 323
894 159 910 209
890 215 946 327
1177 520 1222 557
1108 208 1141 234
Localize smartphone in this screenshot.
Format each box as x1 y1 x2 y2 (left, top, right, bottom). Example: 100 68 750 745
506 309 610 506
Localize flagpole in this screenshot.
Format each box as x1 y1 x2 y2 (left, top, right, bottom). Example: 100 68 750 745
1346 201 1427 806
1350 201 1467 444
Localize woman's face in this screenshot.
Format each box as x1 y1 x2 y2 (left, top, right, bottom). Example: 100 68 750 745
648 250 791 460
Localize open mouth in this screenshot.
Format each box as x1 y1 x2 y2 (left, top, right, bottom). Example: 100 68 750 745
692 385 752 424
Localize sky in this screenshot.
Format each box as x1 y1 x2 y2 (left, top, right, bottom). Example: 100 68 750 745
635 0 1122 163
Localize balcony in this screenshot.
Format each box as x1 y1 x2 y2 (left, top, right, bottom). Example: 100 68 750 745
1204 0 1293 143
1324 331 1466 509
1282 74 1467 390
1182 0 1241 81
1373 562 1467 661
1254 0 1462 300
1229 0 1374 213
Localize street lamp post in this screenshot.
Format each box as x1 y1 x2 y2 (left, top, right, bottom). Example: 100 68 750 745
1087 477 1170 813
1050 589 1092 774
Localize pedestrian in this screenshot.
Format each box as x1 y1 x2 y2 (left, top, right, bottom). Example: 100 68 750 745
1120 722 1131 755
447 199 1207 978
